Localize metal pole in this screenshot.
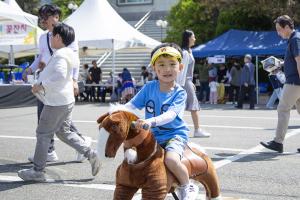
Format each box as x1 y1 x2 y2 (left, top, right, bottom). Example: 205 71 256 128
112 39 116 93
256 55 259 104
9 45 14 65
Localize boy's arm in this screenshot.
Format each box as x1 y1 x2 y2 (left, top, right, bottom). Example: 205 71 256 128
145 110 177 127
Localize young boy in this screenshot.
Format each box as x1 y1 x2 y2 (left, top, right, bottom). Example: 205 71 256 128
18 23 100 181
125 43 198 200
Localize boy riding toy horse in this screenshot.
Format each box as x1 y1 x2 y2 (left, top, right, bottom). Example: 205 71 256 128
97 43 221 200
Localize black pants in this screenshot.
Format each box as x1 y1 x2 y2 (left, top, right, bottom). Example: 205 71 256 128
37 99 83 153
237 85 255 109
199 81 210 102
229 85 240 103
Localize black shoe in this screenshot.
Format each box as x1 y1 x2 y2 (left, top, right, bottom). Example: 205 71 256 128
260 140 283 153
297 148 300 153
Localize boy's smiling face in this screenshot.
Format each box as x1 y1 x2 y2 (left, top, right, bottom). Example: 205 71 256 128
153 55 183 84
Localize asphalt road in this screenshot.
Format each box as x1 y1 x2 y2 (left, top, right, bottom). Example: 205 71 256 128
0 103 299 200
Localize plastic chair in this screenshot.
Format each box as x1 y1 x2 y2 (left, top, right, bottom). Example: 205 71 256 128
0 72 5 83
14 72 23 80
18 62 30 73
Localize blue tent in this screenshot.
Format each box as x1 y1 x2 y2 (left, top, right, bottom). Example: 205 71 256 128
192 29 288 58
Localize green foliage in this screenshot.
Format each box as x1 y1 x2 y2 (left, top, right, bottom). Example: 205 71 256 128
165 0 217 45
166 0 300 45
16 0 40 15
215 5 273 35
51 0 84 20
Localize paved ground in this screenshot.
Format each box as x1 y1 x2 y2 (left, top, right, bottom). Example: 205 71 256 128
0 103 299 200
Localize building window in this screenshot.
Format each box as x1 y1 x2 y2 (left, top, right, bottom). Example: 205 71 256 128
117 0 153 6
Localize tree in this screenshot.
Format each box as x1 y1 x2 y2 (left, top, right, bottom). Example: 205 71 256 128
165 0 300 45
16 0 40 15
52 0 84 20
165 0 219 45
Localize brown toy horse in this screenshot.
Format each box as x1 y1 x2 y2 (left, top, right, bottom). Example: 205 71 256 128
97 105 221 200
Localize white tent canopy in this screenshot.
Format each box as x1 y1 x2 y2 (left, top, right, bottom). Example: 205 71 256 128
64 0 160 91
64 0 160 50
0 0 42 60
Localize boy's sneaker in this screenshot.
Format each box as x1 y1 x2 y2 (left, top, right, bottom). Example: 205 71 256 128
18 168 46 182
88 150 101 176
177 182 199 200
28 151 59 163
194 129 211 138
76 136 92 162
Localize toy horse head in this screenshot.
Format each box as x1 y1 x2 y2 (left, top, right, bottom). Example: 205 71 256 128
96 105 140 159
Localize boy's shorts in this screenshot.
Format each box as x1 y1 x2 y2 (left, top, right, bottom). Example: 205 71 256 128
159 136 187 159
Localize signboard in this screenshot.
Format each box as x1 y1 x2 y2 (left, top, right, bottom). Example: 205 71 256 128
0 21 36 45
207 55 225 64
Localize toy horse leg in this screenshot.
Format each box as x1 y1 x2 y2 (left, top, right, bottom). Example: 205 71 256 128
113 184 138 200
141 173 168 200
141 188 167 200
195 159 220 200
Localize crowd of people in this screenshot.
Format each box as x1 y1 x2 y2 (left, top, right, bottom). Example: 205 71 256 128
16 3 300 199
194 54 257 109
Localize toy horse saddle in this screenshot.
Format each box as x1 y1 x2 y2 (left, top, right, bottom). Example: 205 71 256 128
181 144 208 177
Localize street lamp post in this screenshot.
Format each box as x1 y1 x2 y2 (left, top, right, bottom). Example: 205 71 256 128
68 2 78 13
156 19 168 41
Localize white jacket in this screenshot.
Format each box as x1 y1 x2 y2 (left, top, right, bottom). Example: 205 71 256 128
36 47 80 106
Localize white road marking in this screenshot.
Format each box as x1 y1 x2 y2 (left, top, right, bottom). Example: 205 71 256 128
72 120 266 130
0 135 245 152
0 129 299 199
0 175 245 200
0 175 22 182
184 114 300 121
0 135 97 143
187 124 265 130
214 129 300 169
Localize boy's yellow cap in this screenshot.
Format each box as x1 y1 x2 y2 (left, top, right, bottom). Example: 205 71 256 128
150 46 182 65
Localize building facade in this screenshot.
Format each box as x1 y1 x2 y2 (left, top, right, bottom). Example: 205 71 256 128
107 0 179 21
107 0 179 41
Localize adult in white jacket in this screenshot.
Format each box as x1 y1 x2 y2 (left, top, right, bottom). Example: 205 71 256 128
176 30 210 137
18 23 100 182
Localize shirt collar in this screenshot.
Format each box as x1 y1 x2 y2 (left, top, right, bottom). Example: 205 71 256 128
288 30 296 42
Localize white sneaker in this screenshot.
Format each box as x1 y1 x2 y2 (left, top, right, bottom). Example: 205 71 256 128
193 129 211 138
76 136 92 162
18 168 46 182
88 150 101 176
177 182 199 200
28 151 59 163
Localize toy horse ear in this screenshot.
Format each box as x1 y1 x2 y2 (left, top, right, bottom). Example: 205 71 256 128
97 112 109 124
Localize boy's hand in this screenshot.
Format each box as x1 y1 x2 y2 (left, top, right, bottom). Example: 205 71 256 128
134 119 151 130
73 81 79 96
31 84 43 93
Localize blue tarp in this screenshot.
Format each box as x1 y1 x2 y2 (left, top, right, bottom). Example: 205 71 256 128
192 29 288 58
